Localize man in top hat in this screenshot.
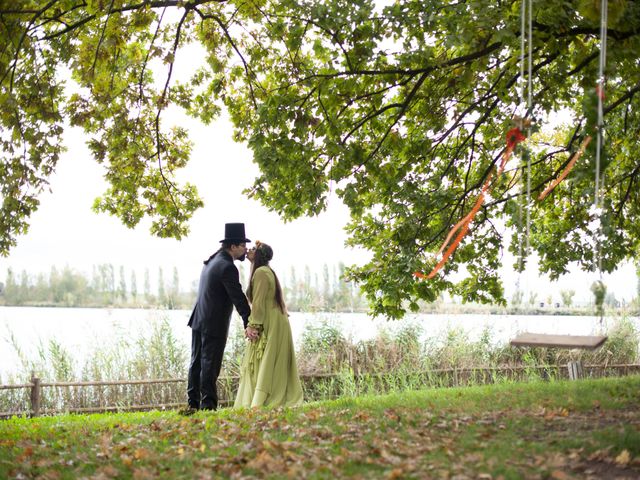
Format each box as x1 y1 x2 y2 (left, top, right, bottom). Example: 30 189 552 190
186 223 253 411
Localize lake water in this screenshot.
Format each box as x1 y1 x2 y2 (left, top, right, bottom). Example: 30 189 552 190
0 306 636 380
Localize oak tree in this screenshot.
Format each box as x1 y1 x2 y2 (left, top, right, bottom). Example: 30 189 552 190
2 0 639 317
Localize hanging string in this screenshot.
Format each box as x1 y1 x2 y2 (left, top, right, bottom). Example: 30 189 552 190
517 0 533 262
595 0 607 277
514 0 533 302
526 0 533 257
516 0 527 275
537 0 603 202
592 0 608 325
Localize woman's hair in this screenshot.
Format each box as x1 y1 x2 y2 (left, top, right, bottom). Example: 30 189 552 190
247 241 287 314
203 248 223 265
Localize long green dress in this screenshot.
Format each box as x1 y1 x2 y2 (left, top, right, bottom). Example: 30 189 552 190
234 266 303 408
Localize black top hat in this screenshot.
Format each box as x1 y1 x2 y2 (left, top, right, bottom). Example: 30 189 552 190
220 223 250 243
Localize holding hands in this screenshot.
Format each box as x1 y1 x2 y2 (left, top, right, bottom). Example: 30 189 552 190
245 325 260 342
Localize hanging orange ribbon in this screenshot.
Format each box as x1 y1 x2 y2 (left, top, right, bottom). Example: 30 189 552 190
414 127 527 280
538 135 592 201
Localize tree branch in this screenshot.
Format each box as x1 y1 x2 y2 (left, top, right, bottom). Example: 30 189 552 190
90 0 117 79
154 8 189 213
604 81 640 116
352 71 430 173
2 0 57 92
39 0 214 40
138 6 167 108
297 41 503 82
615 163 640 219
194 7 259 109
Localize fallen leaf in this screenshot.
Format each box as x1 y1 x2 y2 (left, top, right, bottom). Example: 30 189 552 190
304 409 321 421
21 446 33 458
132 467 155 480
379 449 402 465
354 411 371 421
247 450 282 473
588 448 612 461
38 471 61 480
133 448 150 460
384 409 400 422
386 468 404 479
94 465 120 478
615 449 630 466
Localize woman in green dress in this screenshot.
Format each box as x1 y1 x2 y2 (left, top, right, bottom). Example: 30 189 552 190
234 241 303 408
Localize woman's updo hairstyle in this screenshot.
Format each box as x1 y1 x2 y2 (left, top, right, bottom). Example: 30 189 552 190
254 240 273 263
248 240 287 314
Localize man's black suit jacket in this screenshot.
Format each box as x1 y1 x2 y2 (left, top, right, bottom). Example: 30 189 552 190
188 250 251 338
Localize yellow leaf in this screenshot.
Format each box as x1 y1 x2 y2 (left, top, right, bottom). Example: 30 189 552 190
386 468 404 479
615 450 631 466
247 450 281 472
134 448 149 460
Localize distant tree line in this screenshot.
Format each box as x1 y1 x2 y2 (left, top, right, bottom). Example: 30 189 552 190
4 261 633 313
0 265 187 309
278 263 366 313
0 263 366 312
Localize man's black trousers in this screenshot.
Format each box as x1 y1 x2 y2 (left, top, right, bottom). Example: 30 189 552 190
187 330 227 410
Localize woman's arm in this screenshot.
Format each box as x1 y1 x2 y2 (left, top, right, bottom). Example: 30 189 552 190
247 267 270 327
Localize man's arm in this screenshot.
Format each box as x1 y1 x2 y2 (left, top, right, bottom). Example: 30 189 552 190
221 264 251 328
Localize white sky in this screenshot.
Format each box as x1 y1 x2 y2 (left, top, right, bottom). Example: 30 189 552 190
0 111 370 291
1 38 371 293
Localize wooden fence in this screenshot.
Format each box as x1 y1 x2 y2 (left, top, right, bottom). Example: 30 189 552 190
2 364 639 419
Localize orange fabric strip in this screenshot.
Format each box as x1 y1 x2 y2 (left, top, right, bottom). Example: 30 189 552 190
416 129 524 280
425 194 481 279
435 171 495 258
537 135 592 201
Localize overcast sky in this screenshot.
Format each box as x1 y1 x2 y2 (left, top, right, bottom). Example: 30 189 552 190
0 109 372 291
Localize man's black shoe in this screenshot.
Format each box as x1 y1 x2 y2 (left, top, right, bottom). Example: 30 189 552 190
179 407 199 416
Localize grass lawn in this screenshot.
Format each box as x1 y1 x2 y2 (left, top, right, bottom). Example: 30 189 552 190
1 376 639 479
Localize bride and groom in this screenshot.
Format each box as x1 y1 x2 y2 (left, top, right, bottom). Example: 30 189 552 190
186 223 303 411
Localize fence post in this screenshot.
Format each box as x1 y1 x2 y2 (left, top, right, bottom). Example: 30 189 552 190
30 373 41 417
567 361 583 380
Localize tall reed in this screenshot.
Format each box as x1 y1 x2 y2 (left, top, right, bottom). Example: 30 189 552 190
1 315 638 414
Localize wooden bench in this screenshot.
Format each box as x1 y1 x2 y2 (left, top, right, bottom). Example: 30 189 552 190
510 333 608 380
